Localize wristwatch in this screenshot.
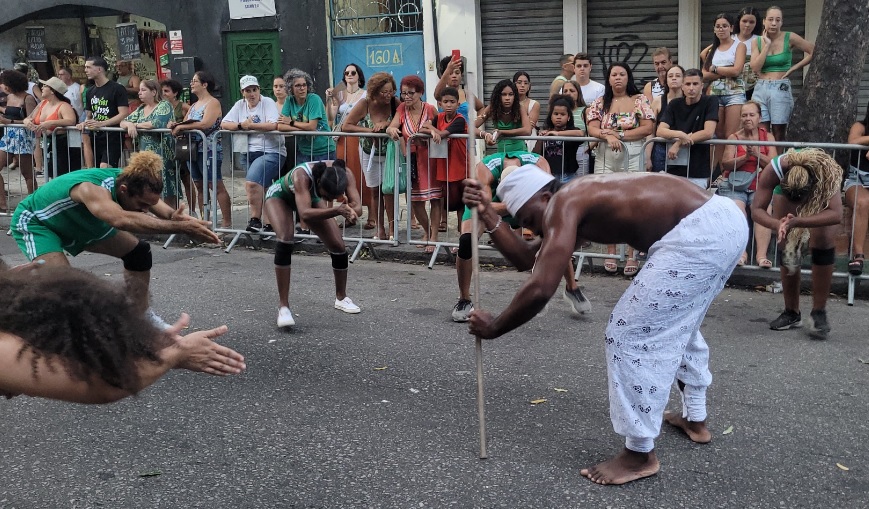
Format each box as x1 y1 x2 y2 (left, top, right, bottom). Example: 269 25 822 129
290 119 296 127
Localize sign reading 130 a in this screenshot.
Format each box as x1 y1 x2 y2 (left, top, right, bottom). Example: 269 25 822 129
367 43 403 67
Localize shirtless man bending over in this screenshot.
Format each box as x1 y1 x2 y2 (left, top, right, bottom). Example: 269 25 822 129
464 166 747 485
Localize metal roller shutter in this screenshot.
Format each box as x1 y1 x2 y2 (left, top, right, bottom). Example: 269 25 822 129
479 0 563 109
700 1 806 97
585 0 679 90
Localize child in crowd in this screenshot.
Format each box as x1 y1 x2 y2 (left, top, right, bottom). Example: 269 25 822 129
534 95 587 182
476 79 531 153
423 87 469 228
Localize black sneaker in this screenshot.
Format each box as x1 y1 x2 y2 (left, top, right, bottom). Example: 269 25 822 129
807 310 830 340
246 217 263 233
262 223 274 233
451 299 474 322
563 287 592 314
769 309 802 331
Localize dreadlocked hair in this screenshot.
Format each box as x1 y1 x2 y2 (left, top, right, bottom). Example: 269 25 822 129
116 151 164 197
0 267 171 395
780 148 843 273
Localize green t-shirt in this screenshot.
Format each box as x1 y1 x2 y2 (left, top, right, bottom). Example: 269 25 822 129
282 94 336 157
14 168 121 254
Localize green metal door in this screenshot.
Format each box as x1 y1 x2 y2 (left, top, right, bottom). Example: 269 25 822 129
225 31 282 100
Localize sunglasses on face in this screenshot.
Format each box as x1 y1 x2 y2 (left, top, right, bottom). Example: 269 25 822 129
344 70 357 76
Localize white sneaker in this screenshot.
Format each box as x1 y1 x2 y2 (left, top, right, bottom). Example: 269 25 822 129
277 306 295 327
145 308 173 331
563 287 592 315
334 297 361 314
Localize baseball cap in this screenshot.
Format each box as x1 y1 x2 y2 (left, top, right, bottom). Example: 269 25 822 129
240 75 259 90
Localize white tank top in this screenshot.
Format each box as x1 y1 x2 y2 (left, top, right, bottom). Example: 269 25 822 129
712 41 740 67
734 34 756 56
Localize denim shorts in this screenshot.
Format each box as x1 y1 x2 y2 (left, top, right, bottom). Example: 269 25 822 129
189 149 223 182
246 151 286 187
843 165 869 192
716 179 755 206
716 93 747 108
753 79 794 125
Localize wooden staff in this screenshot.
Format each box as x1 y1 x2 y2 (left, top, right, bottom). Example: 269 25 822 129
465 77 488 460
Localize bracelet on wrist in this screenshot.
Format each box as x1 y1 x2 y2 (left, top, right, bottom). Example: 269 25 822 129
484 215 502 235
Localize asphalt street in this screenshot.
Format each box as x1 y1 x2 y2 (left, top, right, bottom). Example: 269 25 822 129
1 235 867 509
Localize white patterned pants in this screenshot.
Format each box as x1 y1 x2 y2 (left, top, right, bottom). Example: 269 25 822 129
604 195 748 453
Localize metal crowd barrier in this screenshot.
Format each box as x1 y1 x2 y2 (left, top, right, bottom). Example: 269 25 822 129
641 137 869 304
214 130 402 261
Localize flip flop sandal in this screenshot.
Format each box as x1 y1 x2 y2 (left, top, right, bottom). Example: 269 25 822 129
737 253 748 266
758 258 773 269
623 259 639 277
604 258 618 274
848 255 864 276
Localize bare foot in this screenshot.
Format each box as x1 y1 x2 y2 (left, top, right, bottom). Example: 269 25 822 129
580 448 660 485
663 411 712 444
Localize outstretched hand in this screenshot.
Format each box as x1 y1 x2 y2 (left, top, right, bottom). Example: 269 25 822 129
173 205 220 244
468 309 497 339
166 313 246 376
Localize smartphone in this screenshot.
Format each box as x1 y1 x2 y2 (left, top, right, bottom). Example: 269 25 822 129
452 49 461 61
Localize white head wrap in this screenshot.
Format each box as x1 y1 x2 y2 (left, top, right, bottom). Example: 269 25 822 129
496 164 555 216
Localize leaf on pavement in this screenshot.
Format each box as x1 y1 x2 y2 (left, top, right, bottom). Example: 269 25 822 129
138 470 162 477
530 398 547 405
836 463 850 471
553 388 568 393
373 366 387 371
722 425 734 435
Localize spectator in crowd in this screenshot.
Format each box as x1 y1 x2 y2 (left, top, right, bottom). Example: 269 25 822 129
720 101 777 267
656 68 719 188
534 94 585 181
272 76 288 112
0 265 245 404
750 6 814 141
121 80 175 206
750 149 843 340
115 61 142 111
264 160 363 328
221 75 285 233
845 102 869 276
556 80 590 175
326 64 370 228
342 72 398 241
9 151 221 330
646 65 684 172
734 7 763 100
477 79 531 153
435 55 485 121
588 61 657 276
77 57 129 168
702 13 747 173
573 53 606 106
422 86 468 224
13 62 40 100
278 68 336 162
160 78 194 210
0 69 38 212
643 48 673 101
56 67 83 121
22 77 78 177
513 71 540 151
450 151 555 323
387 75 441 252
170 71 232 228
549 54 575 98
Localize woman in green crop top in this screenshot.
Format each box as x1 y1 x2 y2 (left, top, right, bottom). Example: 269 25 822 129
749 6 814 141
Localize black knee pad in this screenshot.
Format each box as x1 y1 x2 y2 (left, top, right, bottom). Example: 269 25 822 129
330 250 349 270
121 240 152 272
811 247 835 266
274 241 294 267
457 233 473 260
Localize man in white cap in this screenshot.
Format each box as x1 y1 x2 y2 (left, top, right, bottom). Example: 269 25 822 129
221 75 285 233
464 165 747 485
